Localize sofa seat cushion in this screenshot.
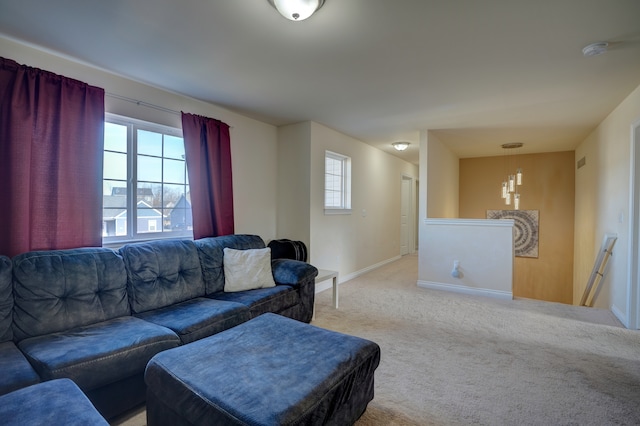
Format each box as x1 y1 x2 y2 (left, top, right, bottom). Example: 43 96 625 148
0 255 13 342
135 297 251 344
0 378 109 426
210 285 299 318
0 341 40 396
18 316 180 392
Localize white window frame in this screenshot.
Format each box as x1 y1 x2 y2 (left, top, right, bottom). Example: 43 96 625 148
102 113 193 246
324 150 352 215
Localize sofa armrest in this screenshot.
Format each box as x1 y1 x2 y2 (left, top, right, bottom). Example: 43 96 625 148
271 259 318 287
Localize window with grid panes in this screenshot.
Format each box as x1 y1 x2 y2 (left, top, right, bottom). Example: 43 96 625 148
102 114 193 243
324 151 351 214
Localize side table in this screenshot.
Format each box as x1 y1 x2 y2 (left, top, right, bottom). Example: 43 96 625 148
313 269 339 320
316 269 339 309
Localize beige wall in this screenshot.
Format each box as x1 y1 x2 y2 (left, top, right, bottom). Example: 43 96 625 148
575 83 640 326
276 122 311 244
459 151 575 304
2 37 420 288
1 36 281 241
276 121 419 281
309 122 419 280
426 132 459 218
417 84 640 325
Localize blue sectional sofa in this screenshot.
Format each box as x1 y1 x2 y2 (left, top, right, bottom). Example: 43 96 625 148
0 255 40 396
0 234 317 420
0 379 110 425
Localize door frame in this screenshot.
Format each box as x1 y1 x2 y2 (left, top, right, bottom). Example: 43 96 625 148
627 118 640 329
401 174 416 255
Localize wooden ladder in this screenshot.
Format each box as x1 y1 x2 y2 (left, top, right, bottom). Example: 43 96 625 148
580 234 617 307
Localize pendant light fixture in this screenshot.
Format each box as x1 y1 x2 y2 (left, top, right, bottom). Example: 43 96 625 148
267 0 325 21
499 143 523 210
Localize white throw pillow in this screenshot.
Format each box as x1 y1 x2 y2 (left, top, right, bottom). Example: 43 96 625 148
223 247 276 292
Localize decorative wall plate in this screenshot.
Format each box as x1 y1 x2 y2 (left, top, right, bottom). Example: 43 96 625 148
487 210 539 258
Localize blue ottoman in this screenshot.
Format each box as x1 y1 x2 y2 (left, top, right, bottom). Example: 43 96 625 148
145 313 381 425
0 378 108 425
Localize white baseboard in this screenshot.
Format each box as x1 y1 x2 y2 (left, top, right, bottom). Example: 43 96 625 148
315 255 402 294
341 255 402 283
417 280 513 301
610 303 629 328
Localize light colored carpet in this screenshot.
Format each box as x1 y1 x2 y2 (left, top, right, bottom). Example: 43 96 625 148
112 254 640 425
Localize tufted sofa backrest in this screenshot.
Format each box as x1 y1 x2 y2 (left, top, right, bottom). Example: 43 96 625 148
12 248 129 341
119 239 205 314
0 256 13 343
194 234 266 295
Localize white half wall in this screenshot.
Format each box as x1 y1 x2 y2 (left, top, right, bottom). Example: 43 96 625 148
418 219 514 300
418 131 516 298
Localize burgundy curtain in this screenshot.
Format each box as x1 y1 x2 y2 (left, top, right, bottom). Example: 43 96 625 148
181 112 234 239
0 58 105 257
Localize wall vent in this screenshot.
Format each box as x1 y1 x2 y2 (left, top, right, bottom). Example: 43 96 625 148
577 156 586 169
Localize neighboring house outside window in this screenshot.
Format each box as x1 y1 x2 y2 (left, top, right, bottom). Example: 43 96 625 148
102 114 193 244
324 150 352 214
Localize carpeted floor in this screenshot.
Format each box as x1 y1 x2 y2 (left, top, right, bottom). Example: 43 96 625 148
113 254 640 425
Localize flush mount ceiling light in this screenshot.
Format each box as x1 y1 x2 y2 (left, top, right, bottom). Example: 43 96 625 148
267 0 325 21
392 142 410 151
582 42 608 57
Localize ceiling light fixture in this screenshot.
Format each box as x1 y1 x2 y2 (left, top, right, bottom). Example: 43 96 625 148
267 0 325 21
582 42 608 57
392 142 410 151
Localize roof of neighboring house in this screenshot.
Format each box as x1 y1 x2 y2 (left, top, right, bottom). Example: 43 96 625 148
111 187 154 197
102 198 165 220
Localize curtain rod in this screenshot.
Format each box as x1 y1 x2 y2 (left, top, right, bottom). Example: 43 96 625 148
106 92 181 116
105 92 234 129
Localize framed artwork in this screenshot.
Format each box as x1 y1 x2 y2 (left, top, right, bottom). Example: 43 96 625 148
486 210 539 258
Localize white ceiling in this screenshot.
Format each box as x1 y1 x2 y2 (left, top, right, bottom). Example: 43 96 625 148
1 0 639 165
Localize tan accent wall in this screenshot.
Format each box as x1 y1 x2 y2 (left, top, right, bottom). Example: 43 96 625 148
459 151 575 304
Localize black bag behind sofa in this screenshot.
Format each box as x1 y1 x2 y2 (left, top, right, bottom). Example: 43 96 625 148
267 239 308 262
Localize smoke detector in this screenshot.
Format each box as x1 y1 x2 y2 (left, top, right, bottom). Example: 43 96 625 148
582 42 608 57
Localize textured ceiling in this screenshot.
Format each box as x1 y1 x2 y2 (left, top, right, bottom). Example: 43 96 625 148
1 0 639 164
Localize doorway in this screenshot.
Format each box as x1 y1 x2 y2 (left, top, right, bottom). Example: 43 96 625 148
401 175 416 255
628 118 640 329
